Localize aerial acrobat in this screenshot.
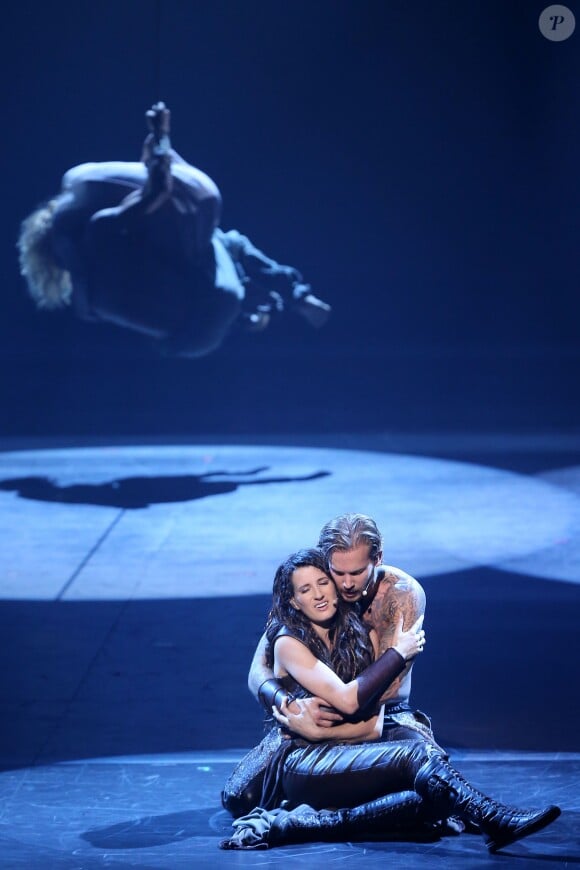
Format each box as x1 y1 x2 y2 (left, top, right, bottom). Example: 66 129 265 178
17 103 331 358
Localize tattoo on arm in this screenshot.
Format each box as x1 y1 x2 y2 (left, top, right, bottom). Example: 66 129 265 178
376 573 426 653
374 572 426 700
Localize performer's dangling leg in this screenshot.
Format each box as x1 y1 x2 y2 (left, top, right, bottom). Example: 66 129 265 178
218 229 331 329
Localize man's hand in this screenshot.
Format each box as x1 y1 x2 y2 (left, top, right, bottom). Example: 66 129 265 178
273 697 326 741
272 696 343 739
303 696 344 726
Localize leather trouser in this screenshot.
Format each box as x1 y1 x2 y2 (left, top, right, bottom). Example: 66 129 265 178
282 738 433 810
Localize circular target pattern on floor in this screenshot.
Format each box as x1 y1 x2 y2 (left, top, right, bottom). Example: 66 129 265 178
0 444 578 598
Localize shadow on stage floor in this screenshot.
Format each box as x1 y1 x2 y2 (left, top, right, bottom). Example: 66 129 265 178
0 751 577 869
0 434 578 867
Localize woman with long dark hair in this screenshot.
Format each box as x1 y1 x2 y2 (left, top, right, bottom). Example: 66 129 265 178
221 549 559 851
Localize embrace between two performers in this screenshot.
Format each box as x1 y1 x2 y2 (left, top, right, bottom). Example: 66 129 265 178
220 512 560 852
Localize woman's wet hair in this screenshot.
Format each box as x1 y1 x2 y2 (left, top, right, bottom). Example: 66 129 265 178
265 547 374 682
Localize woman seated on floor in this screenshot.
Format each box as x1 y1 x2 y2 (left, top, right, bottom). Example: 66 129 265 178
220 548 560 851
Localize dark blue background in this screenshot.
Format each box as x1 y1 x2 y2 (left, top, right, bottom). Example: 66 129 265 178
1 2 579 762
2 0 579 436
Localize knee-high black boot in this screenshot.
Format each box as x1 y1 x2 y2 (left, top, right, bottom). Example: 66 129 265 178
414 754 561 853
268 791 442 846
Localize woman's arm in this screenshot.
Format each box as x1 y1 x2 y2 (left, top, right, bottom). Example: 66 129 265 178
274 615 423 716
274 636 363 714
247 633 343 724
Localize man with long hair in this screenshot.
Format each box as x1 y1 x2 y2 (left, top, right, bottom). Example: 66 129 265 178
222 546 560 851
249 513 435 746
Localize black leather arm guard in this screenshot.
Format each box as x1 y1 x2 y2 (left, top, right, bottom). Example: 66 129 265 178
257 678 294 713
356 648 406 710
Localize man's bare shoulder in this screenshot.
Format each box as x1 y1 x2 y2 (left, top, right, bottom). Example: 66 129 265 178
365 565 426 635
380 565 425 596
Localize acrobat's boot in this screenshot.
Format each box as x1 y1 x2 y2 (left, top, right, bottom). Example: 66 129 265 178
292 286 332 328
414 754 561 853
268 790 441 846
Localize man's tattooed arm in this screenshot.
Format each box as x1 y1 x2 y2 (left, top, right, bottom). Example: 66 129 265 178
373 567 426 702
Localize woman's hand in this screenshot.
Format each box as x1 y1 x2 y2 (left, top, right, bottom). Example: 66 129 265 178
391 613 426 660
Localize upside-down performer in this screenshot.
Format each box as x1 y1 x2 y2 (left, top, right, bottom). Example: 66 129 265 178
17 103 330 358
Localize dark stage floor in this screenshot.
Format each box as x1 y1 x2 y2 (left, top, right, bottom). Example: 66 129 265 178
0 750 577 869
0 433 578 868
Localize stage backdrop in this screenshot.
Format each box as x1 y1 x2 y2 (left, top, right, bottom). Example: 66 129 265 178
1 0 579 437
